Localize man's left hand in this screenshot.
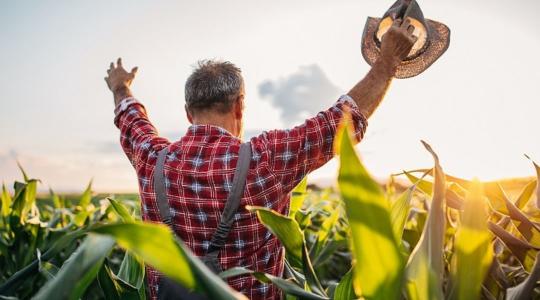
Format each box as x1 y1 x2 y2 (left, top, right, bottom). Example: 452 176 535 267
105 58 138 105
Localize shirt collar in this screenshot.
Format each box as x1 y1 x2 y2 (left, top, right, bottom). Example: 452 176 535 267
186 124 236 138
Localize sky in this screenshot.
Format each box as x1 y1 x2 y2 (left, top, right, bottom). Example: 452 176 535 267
1 0 540 192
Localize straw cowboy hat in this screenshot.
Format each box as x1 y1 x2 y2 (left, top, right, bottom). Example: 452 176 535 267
361 0 450 78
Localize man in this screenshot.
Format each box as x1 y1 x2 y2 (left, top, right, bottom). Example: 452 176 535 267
105 18 416 300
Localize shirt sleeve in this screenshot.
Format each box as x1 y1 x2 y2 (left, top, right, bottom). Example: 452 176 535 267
252 95 368 193
114 99 169 168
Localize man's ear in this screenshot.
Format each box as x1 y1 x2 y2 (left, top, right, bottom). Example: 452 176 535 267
185 105 193 124
233 95 244 120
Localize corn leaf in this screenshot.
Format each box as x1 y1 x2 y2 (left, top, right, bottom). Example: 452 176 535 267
96 263 122 300
90 222 195 290
506 252 540 300
488 222 540 272
220 267 329 300
116 251 145 290
333 268 355 300
451 180 493 300
1 183 12 218
246 206 304 266
515 180 537 210
79 180 93 207
524 155 540 209
405 141 446 300
290 177 308 218
337 123 403 300
33 234 116 300
390 186 415 242
503 190 540 246
108 198 135 223
246 205 325 295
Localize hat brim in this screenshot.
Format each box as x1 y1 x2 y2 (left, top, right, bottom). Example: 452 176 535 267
361 17 450 79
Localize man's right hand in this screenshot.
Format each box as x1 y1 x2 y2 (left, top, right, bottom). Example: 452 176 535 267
378 18 418 74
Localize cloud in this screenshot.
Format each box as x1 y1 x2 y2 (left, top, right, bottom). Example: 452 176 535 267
258 64 340 125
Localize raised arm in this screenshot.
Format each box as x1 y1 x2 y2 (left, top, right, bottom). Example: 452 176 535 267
105 58 168 166
348 18 417 118
255 18 416 193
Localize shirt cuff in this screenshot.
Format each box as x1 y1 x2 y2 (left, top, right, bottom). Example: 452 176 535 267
114 97 139 117
337 94 358 108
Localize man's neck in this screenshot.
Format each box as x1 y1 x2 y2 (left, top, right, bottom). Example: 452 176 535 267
191 113 239 137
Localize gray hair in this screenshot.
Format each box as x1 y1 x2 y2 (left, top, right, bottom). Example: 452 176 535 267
185 60 243 114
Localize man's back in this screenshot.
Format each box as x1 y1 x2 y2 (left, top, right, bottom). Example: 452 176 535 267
113 96 367 299
144 124 286 299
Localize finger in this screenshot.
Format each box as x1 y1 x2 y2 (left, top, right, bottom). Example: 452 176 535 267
401 17 411 29
131 66 138 75
117 58 122 67
392 18 403 28
407 24 415 34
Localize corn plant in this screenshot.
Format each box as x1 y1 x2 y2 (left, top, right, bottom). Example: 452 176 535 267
222 121 540 299
3 119 540 299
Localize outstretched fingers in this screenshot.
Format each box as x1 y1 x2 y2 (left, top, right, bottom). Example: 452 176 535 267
130 66 138 75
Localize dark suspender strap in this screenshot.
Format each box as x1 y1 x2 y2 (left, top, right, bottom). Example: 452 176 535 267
153 142 252 273
205 142 252 254
155 147 173 227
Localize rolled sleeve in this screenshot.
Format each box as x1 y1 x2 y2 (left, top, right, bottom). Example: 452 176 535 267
114 98 169 167
252 95 368 193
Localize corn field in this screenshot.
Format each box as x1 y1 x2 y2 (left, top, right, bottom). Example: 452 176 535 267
1 123 540 299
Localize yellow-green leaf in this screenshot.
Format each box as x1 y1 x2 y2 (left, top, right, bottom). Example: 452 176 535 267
290 177 308 218
246 205 304 266
337 123 403 300
451 180 493 300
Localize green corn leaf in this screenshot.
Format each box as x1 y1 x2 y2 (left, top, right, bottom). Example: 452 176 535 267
317 206 339 245
49 188 63 209
337 122 403 300
1 183 12 218
79 180 93 207
403 171 464 210
404 171 433 196
506 252 540 300
220 267 329 300
301 241 326 296
11 180 37 224
488 222 540 272
91 222 246 299
90 222 195 290
33 234 116 300
290 177 308 218
405 141 446 300
333 268 355 300
108 198 135 223
246 205 325 296
116 251 145 290
451 180 493 300
246 206 304 266
37 250 59 281
97 263 122 300
390 186 415 242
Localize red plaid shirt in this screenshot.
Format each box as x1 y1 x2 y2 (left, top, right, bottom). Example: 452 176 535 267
114 95 367 299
